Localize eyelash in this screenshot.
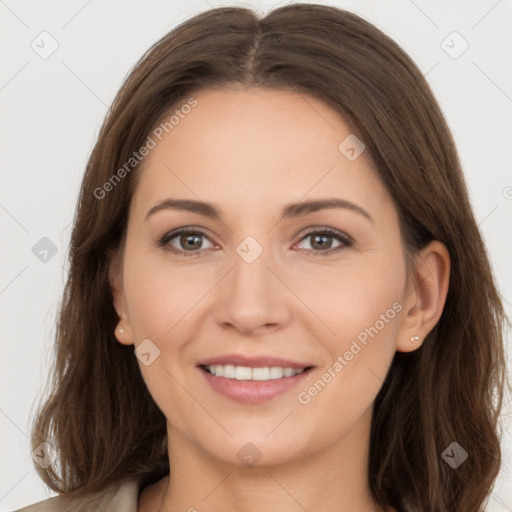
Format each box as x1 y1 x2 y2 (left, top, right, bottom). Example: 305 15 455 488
158 226 354 257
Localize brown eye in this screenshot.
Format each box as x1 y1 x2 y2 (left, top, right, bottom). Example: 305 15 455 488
308 233 337 250
177 233 203 251
159 228 214 255
295 228 353 255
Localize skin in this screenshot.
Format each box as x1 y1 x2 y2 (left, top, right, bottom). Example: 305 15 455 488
110 86 450 512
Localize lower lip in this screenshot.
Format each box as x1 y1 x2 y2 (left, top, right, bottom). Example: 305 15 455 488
198 366 313 405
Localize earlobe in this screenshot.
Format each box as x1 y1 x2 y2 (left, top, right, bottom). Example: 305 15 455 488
396 240 450 352
108 249 135 346
114 322 134 346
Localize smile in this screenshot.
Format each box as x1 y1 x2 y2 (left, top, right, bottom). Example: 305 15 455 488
198 364 314 404
202 364 307 380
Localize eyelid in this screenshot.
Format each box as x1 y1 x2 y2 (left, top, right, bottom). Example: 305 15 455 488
158 226 214 254
158 225 353 256
293 226 353 255
297 226 353 244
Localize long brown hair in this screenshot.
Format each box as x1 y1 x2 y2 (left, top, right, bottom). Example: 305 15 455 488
30 4 508 511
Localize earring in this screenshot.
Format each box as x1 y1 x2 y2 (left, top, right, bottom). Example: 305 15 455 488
119 328 125 334
410 335 420 343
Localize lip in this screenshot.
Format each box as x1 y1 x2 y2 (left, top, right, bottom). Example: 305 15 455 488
198 365 314 404
196 353 315 405
196 353 312 370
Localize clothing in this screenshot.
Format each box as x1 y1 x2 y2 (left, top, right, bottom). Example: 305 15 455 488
11 476 142 512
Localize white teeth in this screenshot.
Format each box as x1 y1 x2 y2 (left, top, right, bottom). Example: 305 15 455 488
205 365 306 380
252 367 270 380
235 366 252 380
269 366 284 379
222 364 236 379
283 367 295 377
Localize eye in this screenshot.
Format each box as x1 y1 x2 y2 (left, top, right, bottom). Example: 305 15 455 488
158 228 215 256
293 227 353 255
158 226 353 257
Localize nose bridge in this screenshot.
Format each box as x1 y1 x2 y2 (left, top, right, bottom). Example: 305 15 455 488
216 234 288 332
231 234 276 304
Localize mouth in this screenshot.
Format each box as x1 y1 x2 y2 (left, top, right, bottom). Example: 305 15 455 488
197 362 315 404
200 364 313 380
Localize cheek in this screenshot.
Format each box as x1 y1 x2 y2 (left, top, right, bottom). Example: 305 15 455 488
121 251 203 421
295 250 405 404
122 250 204 339
294 302 400 445
298 253 405 347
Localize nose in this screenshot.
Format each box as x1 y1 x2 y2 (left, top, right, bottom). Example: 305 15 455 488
213 240 291 335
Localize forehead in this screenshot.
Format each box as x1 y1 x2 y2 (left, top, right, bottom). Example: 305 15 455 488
130 87 392 222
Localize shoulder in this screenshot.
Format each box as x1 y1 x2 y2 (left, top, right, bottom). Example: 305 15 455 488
10 476 142 512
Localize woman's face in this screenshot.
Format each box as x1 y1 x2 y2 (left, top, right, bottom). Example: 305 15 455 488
112 86 413 468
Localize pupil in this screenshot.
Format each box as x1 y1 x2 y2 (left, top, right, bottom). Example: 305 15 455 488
312 234 331 250
182 234 201 250
178 234 333 251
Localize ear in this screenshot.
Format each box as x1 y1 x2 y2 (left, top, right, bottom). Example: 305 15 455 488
396 240 450 352
108 247 134 346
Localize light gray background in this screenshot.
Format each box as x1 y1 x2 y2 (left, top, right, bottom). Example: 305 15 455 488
1 0 511 510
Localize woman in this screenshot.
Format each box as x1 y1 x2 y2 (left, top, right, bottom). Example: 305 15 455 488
14 3 507 511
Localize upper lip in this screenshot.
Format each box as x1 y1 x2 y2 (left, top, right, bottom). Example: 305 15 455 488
197 354 313 370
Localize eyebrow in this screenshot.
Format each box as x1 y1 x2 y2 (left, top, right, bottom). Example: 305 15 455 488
145 198 373 223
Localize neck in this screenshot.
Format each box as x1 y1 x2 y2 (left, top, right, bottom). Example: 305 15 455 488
148 407 388 512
